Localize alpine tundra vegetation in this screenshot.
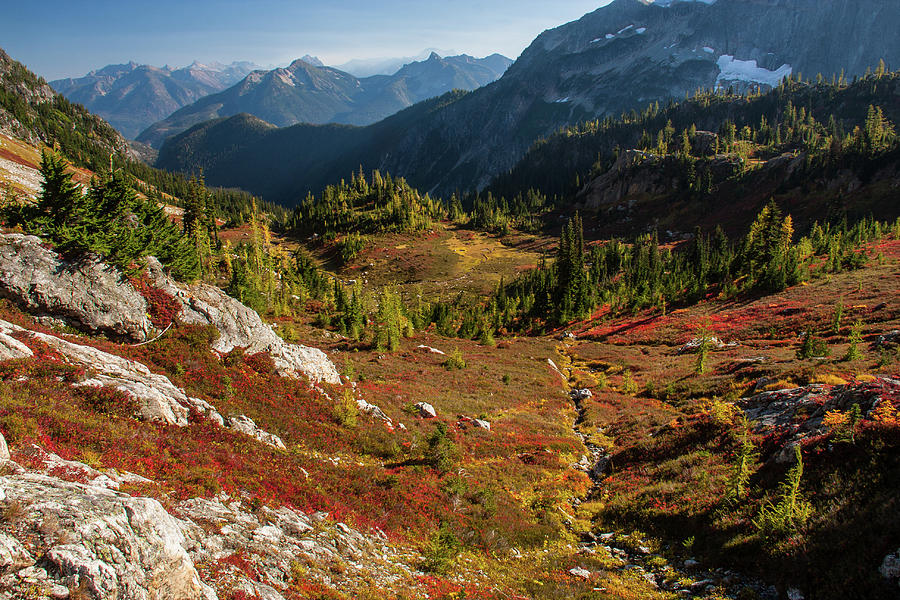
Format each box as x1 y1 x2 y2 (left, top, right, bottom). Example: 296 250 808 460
0 1 899 599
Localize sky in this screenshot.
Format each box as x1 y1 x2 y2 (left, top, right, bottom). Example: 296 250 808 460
1 0 613 80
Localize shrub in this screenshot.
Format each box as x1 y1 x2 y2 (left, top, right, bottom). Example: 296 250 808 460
843 320 864 361
796 328 829 359
338 232 367 263
424 423 457 473
753 446 813 541
332 388 358 428
443 348 466 370
622 370 638 395
420 523 461 573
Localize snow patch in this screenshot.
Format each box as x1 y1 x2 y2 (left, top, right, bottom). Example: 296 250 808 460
606 33 615 39
716 55 792 88
703 46 715 54
617 24 634 35
590 38 603 43
554 97 571 103
636 27 647 34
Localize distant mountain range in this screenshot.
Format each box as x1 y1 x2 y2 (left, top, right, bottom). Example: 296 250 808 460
156 0 900 202
50 61 263 139
334 48 459 77
136 52 512 148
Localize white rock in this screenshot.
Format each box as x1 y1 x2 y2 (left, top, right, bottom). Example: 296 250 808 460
416 345 445 355
0 330 33 361
0 319 192 427
0 430 8 461
569 566 592 579
473 419 491 431
415 402 437 418
147 258 340 384
0 471 207 600
881 549 900 581
0 233 153 341
0 533 33 571
226 415 286 450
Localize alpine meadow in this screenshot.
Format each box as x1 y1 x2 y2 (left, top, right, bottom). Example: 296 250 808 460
0 1 899 599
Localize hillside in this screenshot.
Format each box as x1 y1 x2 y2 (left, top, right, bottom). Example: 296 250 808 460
154 92 468 203
155 0 900 198
51 60 261 139
0 48 131 171
1 3 900 599
137 53 512 148
487 71 900 238
1 162 899 598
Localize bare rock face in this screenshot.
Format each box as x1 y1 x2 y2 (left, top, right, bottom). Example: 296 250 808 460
0 319 199 427
0 234 153 342
0 328 32 362
580 150 670 211
226 415 286 450
147 258 340 384
1 471 210 600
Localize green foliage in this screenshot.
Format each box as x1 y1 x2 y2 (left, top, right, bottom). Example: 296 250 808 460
754 446 813 541
443 347 466 370
5 150 200 281
338 232 367 263
424 423 458 474
622 369 638 395
290 169 445 237
420 523 461 573
832 298 844 334
468 188 552 234
796 328 830 360
332 388 359 428
723 418 757 506
695 326 712 375
491 71 900 205
375 288 403 352
844 320 864 361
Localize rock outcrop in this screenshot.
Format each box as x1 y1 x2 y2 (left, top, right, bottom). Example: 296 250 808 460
0 445 415 599
0 319 291 450
146 258 341 385
0 471 210 599
0 318 202 427
0 234 339 385
741 377 900 460
0 234 152 342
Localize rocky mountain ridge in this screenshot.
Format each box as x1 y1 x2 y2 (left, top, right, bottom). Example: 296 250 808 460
0 233 340 385
50 61 262 139
137 52 511 148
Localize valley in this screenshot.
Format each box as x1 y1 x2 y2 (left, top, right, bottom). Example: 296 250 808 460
0 1 899 599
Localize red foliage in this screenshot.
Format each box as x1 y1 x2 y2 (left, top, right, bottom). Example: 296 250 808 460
130 274 181 327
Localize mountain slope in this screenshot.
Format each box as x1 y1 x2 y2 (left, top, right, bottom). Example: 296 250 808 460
155 91 468 203
137 53 512 148
156 0 900 199
0 48 131 170
51 60 261 138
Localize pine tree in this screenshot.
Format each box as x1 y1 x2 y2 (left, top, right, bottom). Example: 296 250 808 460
754 446 813 540
375 288 402 352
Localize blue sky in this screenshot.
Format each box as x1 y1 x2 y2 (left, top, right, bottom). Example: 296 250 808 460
2 1 612 80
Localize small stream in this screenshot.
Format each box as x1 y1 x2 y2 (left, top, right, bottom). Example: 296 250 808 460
558 341 780 600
